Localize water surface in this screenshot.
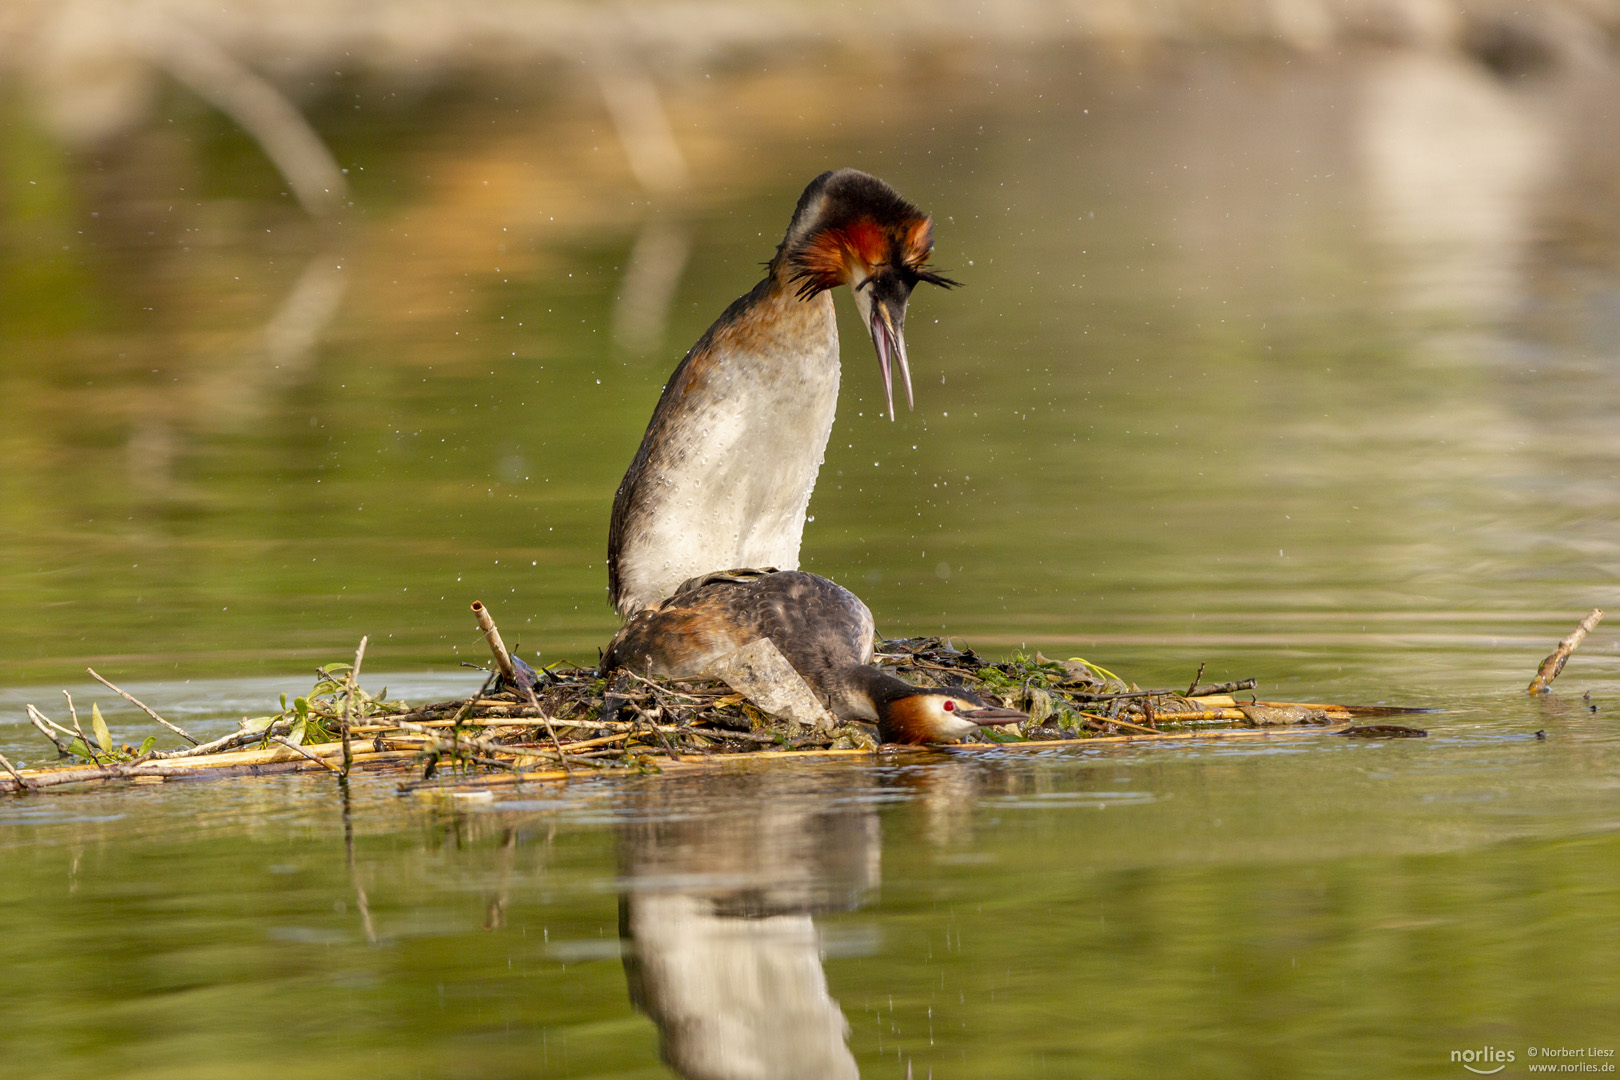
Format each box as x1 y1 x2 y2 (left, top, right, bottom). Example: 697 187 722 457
2 682 1616 1078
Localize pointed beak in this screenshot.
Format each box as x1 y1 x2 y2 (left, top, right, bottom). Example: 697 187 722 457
860 273 915 421
961 706 1029 727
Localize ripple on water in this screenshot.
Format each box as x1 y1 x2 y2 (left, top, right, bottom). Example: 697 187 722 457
983 790 1158 810
0 807 126 828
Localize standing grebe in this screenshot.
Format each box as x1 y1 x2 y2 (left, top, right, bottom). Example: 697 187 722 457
604 569 1027 745
607 170 957 619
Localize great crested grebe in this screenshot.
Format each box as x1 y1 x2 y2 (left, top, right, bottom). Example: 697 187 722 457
604 569 1027 745
607 169 957 619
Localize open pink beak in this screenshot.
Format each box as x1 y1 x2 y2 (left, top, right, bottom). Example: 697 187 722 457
868 298 913 422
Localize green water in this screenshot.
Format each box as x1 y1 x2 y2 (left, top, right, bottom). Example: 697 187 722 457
2 696 1616 1078
3 45 1619 1078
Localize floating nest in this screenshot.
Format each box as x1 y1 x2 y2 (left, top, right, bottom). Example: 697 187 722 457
0 599 1439 795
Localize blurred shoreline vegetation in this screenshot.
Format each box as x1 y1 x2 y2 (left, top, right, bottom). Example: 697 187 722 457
0 0 1618 684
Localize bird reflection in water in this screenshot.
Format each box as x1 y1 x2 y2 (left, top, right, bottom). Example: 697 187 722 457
616 770 878 1080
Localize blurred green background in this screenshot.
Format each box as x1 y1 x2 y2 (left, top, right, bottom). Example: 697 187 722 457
2 0 1618 689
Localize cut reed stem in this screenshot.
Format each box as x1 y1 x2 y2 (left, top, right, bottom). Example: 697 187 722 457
341 635 367 777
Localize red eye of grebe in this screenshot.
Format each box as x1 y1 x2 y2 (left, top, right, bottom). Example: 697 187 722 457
942 700 955 711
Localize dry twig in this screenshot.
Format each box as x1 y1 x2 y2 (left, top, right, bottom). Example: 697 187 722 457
1076 712 1164 736
0 750 31 791
25 705 77 757
87 668 199 745
1185 661 1207 697
272 735 341 773
164 721 293 759
1528 608 1604 695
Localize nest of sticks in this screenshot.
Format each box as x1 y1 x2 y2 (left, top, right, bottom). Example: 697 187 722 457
0 600 1456 795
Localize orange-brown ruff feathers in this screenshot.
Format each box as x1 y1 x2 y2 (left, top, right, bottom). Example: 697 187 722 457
604 570 1026 744
606 170 956 619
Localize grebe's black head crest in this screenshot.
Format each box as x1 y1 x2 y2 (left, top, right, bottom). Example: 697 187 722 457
772 169 960 421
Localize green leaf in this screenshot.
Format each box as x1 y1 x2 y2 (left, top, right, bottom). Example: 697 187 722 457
90 702 112 753
288 715 307 746
241 715 276 733
279 692 288 711
137 736 157 756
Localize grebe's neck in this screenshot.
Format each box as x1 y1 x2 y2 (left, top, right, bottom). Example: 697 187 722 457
841 664 927 713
